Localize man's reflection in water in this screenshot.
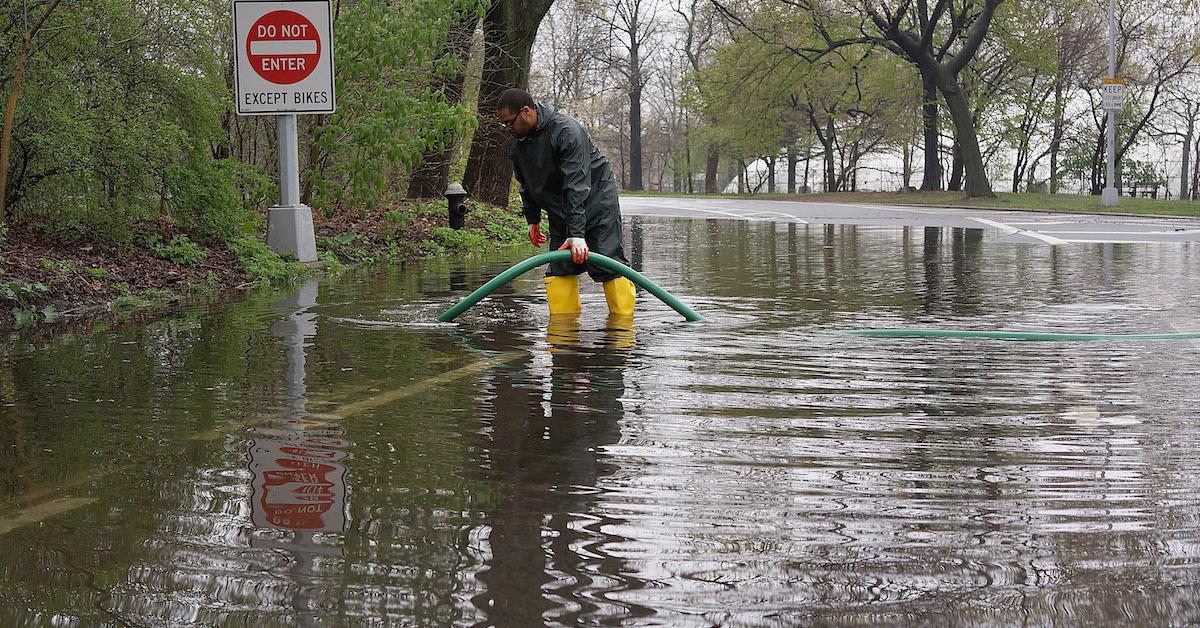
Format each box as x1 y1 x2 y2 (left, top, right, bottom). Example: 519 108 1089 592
470 314 646 626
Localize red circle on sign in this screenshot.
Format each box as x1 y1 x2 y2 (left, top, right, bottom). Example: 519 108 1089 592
247 10 320 85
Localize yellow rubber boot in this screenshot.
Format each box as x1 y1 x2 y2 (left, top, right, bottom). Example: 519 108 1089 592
604 313 636 349
546 316 582 351
603 277 636 317
544 275 581 316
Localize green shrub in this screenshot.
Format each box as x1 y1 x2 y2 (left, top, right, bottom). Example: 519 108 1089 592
153 235 208 266
86 266 109 279
11 306 59 328
167 158 265 241
228 236 307 284
318 250 345 275
317 231 382 265
433 226 486 250
0 281 50 305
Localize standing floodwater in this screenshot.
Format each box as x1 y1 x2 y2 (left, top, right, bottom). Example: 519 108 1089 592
3 218 1200 624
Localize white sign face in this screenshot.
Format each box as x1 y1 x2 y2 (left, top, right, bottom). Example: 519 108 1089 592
234 1 336 116
1101 83 1126 111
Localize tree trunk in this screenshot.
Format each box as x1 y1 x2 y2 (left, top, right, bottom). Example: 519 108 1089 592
407 18 475 199
787 144 797 194
766 154 776 193
803 139 812 192
704 146 719 193
919 68 942 191
628 82 644 191
823 117 837 192
463 0 552 207
1090 124 1105 195
1181 115 1194 202
902 141 913 189
1192 137 1200 200
737 158 745 194
935 71 992 197
216 49 236 160
948 143 963 192
1049 81 1065 194
848 141 860 192
684 118 694 193
0 32 30 225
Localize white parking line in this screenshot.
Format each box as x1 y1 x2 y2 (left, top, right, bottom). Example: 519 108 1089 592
970 217 1069 245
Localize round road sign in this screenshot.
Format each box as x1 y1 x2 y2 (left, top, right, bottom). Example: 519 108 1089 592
246 10 321 85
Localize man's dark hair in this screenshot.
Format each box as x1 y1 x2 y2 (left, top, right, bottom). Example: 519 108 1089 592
497 88 536 113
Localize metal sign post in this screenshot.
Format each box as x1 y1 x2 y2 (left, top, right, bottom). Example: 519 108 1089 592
233 1 337 262
1101 0 1120 207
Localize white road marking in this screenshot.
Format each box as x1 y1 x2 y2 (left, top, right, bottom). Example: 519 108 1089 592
970 217 1069 245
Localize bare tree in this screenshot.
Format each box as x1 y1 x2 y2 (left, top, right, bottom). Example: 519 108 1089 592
531 0 610 107
1048 5 1103 193
673 0 723 191
594 0 664 191
1149 66 1200 200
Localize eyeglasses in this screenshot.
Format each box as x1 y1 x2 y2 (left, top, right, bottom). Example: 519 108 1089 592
497 107 525 129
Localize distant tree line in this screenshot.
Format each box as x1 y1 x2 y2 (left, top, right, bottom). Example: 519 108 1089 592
3 0 1198 246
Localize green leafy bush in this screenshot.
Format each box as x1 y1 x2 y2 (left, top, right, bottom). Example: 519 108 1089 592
318 251 345 275
166 158 265 241
433 226 486 251
0 281 50 305
153 235 208 266
228 236 307 284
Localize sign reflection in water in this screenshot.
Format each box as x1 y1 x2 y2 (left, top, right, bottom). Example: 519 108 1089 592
252 278 349 533
249 434 348 531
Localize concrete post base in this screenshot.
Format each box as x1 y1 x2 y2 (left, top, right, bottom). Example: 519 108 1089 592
1101 187 1119 207
267 205 318 262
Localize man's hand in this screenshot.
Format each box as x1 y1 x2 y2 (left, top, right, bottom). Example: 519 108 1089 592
558 237 589 264
529 224 548 247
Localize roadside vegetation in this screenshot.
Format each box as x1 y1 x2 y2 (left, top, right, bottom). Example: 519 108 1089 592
0 0 523 332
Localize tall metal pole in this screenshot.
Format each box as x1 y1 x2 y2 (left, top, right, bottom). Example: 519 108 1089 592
1101 0 1119 206
278 114 301 207
267 113 317 262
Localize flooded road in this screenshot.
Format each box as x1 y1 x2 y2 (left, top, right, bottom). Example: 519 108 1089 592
4 218 1200 624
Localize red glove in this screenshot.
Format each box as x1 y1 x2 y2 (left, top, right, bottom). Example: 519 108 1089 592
529 224 548 247
558 237 589 264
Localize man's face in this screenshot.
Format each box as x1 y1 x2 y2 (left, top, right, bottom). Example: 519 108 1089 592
497 106 533 137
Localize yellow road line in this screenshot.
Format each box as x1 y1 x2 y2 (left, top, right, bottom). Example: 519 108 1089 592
0 497 97 536
0 465 126 510
190 351 524 439
324 351 525 419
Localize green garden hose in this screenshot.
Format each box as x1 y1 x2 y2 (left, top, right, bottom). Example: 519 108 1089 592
844 329 1200 341
437 250 703 322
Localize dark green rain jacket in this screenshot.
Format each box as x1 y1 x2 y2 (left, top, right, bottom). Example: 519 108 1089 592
507 102 623 244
